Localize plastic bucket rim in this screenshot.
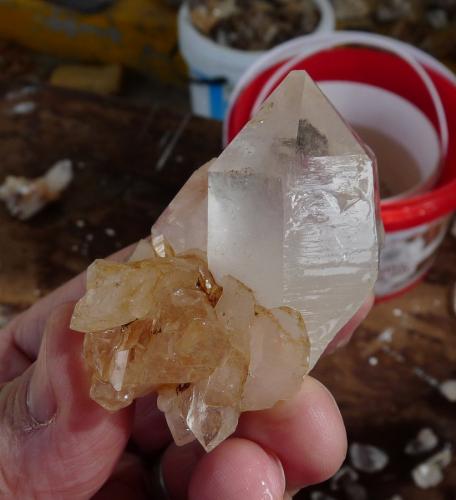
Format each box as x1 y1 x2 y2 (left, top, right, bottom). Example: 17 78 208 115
223 31 456 145
178 0 335 66
317 79 442 203
249 42 448 157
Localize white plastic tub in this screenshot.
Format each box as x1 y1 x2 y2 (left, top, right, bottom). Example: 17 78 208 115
178 0 335 120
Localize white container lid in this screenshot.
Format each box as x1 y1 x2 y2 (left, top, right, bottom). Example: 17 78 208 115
178 0 335 82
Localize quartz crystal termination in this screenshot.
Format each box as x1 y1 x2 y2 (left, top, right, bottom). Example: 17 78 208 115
157 70 381 368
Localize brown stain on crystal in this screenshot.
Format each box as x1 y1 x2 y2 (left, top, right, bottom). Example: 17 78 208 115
176 383 191 394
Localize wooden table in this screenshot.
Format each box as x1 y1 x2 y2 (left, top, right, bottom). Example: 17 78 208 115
0 83 455 499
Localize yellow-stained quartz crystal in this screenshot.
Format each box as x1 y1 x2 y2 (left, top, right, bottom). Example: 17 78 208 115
71 238 310 451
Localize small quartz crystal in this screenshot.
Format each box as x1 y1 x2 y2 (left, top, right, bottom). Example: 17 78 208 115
405 428 438 455
156 71 381 368
412 445 453 489
440 379 456 402
71 71 380 451
349 443 389 473
0 159 73 220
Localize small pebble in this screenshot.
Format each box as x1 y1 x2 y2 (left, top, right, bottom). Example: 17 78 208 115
349 443 389 473
427 9 448 29
10 101 36 115
405 428 438 455
330 465 359 490
412 462 443 489
86 233 94 242
105 228 116 237
393 308 402 317
439 380 456 402
368 356 379 366
432 445 452 467
378 328 394 343
412 444 452 488
75 219 86 228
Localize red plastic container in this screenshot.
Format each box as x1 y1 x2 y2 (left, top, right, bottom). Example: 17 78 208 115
227 46 456 299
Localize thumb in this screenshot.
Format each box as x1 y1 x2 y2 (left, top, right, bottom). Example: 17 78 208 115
0 303 133 499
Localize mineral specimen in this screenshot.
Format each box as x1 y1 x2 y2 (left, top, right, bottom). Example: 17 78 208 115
412 444 453 489
71 71 380 451
349 443 389 473
405 428 438 455
439 379 456 402
0 159 73 220
71 239 310 450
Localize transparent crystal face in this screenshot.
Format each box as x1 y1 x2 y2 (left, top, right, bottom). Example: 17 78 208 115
208 71 380 367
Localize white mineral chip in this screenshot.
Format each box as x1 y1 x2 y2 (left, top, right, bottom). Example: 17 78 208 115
405 428 439 455
330 466 359 490
412 464 443 489
9 101 36 115
412 444 453 489
0 159 73 220
349 443 389 473
440 379 456 402
154 71 380 368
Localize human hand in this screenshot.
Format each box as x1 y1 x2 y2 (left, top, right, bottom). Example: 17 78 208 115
0 245 373 499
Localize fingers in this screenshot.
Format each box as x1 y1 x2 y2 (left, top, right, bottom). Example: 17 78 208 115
0 303 133 498
159 377 345 498
161 439 284 500
188 438 285 500
236 376 347 489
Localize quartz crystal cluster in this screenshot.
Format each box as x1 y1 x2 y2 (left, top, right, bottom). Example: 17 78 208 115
71 71 381 451
71 238 310 451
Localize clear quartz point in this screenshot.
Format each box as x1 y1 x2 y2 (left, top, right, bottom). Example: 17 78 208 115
209 71 380 367
157 70 381 367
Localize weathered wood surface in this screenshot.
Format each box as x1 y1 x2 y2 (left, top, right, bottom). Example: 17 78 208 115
0 83 455 499
0 82 221 309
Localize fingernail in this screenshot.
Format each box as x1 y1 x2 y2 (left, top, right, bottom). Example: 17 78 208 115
26 333 56 427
